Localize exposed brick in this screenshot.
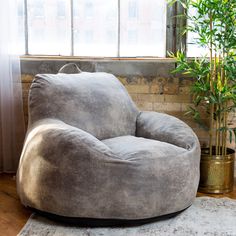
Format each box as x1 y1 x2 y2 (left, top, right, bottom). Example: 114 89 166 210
117 77 128 85
179 86 191 95
179 77 194 87
21 74 34 83
152 94 165 103
153 102 182 112
163 83 179 95
22 82 31 91
139 77 153 85
125 85 150 94
150 84 161 94
165 111 185 118
132 94 164 103
135 101 153 111
181 103 194 112
184 119 200 129
164 95 191 103
20 72 235 150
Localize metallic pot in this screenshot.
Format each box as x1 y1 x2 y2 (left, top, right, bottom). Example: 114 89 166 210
199 147 235 194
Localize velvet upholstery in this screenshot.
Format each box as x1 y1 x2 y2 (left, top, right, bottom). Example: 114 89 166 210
17 71 200 220
28 72 139 140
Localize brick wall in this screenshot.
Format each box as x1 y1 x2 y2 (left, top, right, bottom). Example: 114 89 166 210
21 78 209 147
20 59 236 150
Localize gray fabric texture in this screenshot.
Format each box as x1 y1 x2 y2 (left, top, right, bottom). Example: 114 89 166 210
28 72 139 140
17 72 200 220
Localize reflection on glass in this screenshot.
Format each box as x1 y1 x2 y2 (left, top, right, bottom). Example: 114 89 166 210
28 0 71 55
120 0 166 57
57 0 66 17
16 0 25 54
187 6 208 57
128 0 138 18
73 0 118 57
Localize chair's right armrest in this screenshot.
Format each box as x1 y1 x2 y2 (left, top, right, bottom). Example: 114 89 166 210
136 111 200 151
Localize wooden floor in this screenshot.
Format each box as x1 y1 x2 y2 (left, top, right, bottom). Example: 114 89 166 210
0 174 31 236
0 174 236 236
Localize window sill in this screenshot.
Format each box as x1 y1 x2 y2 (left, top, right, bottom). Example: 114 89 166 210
20 55 176 77
20 55 176 63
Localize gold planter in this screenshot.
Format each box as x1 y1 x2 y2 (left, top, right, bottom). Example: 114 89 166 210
199 147 235 194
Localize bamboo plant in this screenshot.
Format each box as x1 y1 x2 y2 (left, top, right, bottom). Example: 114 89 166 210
168 0 236 156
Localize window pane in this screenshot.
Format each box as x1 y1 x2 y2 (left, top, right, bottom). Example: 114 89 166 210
17 0 25 54
187 7 208 57
187 32 209 57
28 0 71 55
120 0 166 57
73 0 118 57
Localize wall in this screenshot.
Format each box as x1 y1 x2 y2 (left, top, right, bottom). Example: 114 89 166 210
21 58 236 151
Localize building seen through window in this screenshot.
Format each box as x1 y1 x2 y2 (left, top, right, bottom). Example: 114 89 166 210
18 0 167 57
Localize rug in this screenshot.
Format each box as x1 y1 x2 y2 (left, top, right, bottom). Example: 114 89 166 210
18 197 236 236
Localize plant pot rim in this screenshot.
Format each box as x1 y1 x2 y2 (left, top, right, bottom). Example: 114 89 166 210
201 147 235 161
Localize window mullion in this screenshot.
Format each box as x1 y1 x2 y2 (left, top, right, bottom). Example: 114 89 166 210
166 2 176 56
117 0 120 57
24 0 29 55
166 2 187 56
70 0 74 56
176 2 186 54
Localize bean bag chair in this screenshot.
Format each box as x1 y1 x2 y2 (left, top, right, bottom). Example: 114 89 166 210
17 68 200 222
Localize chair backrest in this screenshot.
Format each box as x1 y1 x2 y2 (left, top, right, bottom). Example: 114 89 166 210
28 72 139 140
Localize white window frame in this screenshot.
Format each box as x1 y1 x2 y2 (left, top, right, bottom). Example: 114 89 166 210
22 0 182 58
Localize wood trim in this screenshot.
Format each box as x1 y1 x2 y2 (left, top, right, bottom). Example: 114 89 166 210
166 2 187 55
176 2 187 53
20 55 176 62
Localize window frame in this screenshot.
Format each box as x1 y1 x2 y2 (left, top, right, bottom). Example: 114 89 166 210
22 0 186 58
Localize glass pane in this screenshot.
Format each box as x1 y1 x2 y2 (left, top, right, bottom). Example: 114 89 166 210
28 0 71 55
73 0 118 57
187 32 209 57
16 0 25 54
120 0 166 57
187 7 208 57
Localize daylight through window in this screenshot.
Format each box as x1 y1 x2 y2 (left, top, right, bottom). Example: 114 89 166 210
17 0 167 57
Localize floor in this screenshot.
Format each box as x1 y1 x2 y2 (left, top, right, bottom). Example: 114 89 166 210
0 174 236 236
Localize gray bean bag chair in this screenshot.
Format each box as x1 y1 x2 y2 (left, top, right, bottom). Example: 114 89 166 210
17 70 200 221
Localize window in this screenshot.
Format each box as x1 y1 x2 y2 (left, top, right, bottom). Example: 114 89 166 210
106 30 116 43
27 0 71 55
18 0 168 57
57 0 66 17
84 1 93 18
128 0 138 18
128 30 138 44
187 32 208 57
30 0 44 18
73 0 118 57
120 0 166 57
186 6 208 57
17 0 25 54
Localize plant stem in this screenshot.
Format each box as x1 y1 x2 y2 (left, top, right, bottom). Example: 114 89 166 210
221 51 227 155
214 53 218 155
209 13 214 156
216 104 219 155
223 102 228 155
219 104 222 154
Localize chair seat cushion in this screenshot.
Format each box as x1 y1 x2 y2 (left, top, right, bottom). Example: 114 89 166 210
102 135 186 161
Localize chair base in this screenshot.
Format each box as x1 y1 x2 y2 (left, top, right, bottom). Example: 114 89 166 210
30 206 190 227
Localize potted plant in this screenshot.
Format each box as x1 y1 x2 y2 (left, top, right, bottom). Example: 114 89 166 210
168 0 236 193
